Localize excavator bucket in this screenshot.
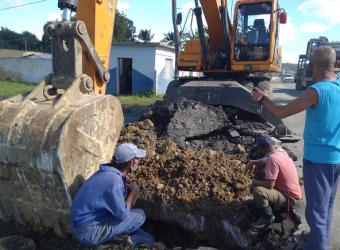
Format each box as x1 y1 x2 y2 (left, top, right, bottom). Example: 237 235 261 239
0 74 123 235
0 0 122 234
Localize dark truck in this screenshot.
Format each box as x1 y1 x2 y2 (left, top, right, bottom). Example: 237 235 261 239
295 36 340 90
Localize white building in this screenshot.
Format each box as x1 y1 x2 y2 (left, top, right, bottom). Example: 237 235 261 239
0 43 176 95
107 42 176 95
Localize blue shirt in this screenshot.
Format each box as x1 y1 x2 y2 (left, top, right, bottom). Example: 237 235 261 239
71 164 130 227
303 79 340 164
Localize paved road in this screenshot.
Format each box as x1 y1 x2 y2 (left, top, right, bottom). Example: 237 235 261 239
272 82 340 250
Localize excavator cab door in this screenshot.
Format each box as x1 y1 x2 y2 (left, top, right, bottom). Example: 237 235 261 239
233 2 272 62
231 0 284 73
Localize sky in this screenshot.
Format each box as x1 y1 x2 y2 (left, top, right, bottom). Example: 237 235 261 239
0 0 339 63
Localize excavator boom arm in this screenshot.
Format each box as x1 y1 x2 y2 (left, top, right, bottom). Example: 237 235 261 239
77 0 117 95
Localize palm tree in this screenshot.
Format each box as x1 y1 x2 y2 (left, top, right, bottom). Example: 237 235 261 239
162 31 175 46
137 29 154 42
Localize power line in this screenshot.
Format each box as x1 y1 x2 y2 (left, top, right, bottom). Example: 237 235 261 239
0 0 47 11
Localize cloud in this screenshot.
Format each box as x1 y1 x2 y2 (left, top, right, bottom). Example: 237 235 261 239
117 1 130 11
2 0 24 7
47 12 61 21
279 19 297 46
298 0 340 25
300 22 330 33
282 50 300 64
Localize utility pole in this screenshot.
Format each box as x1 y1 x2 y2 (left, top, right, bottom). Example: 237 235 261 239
172 0 179 77
24 39 27 51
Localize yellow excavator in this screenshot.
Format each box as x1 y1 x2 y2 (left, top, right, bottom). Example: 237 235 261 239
0 0 288 234
167 0 289 135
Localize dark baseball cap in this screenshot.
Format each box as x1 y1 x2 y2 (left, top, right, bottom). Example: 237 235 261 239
256 134 273 148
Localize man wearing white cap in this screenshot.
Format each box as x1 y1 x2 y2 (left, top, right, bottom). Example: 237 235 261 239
71 143 155 247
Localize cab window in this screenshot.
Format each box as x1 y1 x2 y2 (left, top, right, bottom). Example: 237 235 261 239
234 2 272 61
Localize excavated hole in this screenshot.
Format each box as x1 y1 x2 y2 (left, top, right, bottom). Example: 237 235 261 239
143 220 212 249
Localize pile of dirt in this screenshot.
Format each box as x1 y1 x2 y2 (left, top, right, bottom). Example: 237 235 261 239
120 120 251 206
119 119 253 249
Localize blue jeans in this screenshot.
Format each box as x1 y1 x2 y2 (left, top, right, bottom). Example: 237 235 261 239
303 159 340 250
73 208 155 247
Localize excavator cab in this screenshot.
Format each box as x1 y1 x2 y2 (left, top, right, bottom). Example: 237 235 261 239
168 0 294 139
177 0 285 73
231 0 284 72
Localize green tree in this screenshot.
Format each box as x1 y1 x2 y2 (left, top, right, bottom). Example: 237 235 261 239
21 31 41 51
0 27 42 51
41 33 52 53
162 31 175 46
137 29 154 42
113 11 136 41
0 27 22 50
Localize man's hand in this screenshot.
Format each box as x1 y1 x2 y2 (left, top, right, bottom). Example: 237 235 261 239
127 182 139 194
245 161 255 173
126 182 139 208
251 87 268 102
245 159 265 173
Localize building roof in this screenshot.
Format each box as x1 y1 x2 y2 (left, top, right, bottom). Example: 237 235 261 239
111 41 175 51
0 49 50 59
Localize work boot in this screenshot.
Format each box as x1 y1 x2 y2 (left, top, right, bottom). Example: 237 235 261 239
250 205 275 230
95 234 133 250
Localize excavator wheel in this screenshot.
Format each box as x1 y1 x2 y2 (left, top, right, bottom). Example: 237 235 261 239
0 75 124 235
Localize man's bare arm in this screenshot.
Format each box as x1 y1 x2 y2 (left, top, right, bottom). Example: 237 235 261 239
252 179 276 189
252 87 318 118
126 182 139 208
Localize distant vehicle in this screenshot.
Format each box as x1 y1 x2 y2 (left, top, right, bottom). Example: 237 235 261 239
295 36 340 90
282 74 294 83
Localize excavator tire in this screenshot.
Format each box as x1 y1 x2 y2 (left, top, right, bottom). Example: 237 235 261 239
0 76 124 235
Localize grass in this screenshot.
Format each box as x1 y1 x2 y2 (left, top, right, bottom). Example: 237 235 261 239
117 93 163 106
0 80 163 106
0 80 35 99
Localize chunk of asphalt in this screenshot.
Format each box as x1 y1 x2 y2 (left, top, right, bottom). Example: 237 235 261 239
228 129 240 138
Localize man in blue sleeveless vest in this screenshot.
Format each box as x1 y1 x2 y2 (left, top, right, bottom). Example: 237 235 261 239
71 143 155 247
251 46 340 250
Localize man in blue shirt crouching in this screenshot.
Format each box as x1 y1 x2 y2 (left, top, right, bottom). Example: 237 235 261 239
71 143 155 247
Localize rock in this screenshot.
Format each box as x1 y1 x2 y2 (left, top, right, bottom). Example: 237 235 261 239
166 101 230 140
152 242 167 250
0 235 36 250
236 144 246 153
157 183 165 191
228 129 240 138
